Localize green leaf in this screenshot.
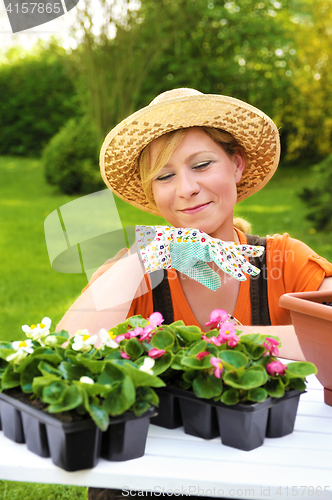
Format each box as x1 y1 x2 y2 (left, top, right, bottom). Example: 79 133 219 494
150 330 174 350
124 337 144 360
58 361 88 381
16 348 62 373
288 378 306 392
89 404 109 432
136 386 159 406
32 375 60 398
108 320 130 337
55 329 70 340
97 362 124 386
240 342 266 360
193 373 222 399
0 342 16 361
32 347 63 365
286 362 317 378
181 355 212 370
182 370 197 384
42 381 67 404
205 344 220 356
174 325 202 343
223 366 266 389
238 333 265 344
220 389 240 405
48 385 83 413
20 358 41 393
135 352 172 376
102 376 136 416
75 354 106 374
38 361 63 378
112 360 166 388
1 364 20 390
247 387 268 403
131 401 151 417
127 315 147 328
186 340 208 356
104 350 123 361
219 350 248 369
265 377 285 398
75 380 114 397
171 353 186 370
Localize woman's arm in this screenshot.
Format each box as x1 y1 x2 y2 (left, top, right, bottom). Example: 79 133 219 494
240 277 332 361
56 246 145 339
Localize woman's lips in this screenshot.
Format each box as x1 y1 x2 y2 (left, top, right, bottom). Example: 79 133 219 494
180 202 211 214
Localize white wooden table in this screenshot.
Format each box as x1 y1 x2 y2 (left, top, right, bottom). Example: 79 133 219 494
1 374 331 500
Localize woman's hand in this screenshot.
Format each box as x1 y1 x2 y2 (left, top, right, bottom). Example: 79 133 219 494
81 247 130 293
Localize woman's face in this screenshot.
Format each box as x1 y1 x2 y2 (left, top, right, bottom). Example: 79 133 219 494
151 128 245 240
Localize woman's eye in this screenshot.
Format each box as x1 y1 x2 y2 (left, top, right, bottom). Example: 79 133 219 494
193 161 211 170
155 173 173 181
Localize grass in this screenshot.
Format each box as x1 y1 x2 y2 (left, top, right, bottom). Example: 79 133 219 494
0 481 88 500
0 155 331 498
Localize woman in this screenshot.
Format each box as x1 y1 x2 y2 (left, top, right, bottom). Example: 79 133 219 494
58 87 332 500
57 88 332 360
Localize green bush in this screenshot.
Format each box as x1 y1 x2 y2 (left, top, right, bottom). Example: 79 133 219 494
42 116 103 194
0 42 79 157
299 154 332 231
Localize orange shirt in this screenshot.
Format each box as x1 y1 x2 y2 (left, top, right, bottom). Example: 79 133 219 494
127 230 332 326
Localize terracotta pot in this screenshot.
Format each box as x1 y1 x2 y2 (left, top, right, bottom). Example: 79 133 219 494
279 290 332 406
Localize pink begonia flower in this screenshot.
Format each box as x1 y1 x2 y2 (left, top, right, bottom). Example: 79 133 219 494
263 337 280 356
205 309 229 330
148 348 166 359
196 351 210 360
218 321 240 347
120 351 131 359
210 357 224 378
140 312 164 342
202 334 222 346
266 360 287 377
148 312 164 327
115 327 142 343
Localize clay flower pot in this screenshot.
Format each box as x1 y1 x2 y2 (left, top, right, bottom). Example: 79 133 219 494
279 290 332 406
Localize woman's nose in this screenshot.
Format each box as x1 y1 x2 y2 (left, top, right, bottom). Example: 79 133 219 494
176 170 200 198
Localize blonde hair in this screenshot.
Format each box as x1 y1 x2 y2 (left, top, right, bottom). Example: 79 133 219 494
139 127 251 234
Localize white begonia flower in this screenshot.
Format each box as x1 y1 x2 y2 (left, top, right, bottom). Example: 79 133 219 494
22 317 52 341
139 357 155 376
6 339 34 363
80 376 95 385
72 329 98 352
99 328 119 349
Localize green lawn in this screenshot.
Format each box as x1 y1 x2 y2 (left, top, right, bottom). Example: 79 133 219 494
0 154 331 498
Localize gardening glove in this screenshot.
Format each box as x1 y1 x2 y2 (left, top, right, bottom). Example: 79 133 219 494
136 225 264 291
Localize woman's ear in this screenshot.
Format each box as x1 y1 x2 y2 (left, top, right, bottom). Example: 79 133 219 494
233 152 245 183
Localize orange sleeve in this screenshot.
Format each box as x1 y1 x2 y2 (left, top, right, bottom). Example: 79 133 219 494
266 233 332 325
126 274 154 319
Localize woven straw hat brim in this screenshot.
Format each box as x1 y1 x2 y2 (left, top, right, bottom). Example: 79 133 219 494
100 94 280 216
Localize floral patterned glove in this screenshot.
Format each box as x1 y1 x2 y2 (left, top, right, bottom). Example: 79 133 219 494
136 225 264 291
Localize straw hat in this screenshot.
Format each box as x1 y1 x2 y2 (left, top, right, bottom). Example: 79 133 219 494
100 88 280 216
